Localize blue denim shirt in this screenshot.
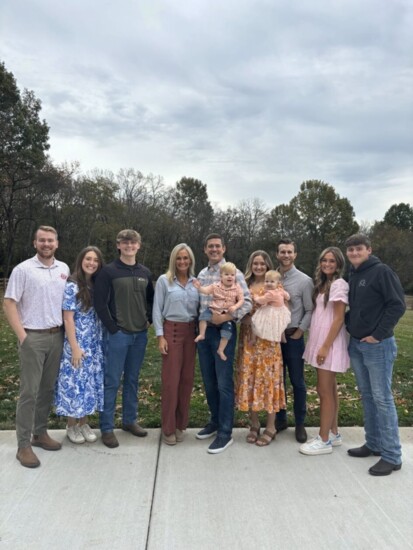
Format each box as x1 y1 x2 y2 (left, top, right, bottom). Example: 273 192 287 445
152 274 199 336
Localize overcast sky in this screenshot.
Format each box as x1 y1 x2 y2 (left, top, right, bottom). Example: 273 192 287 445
1 0 412 222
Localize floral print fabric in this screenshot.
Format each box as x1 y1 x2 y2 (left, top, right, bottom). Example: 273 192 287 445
235 287 286 413
55 281 104 417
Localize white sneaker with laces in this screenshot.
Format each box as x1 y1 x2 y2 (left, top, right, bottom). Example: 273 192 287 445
299 435 332 455
79 424 97 443
67 425 85 444
329 431 342 447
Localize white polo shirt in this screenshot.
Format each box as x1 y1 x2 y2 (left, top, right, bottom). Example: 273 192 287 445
5 255 70 329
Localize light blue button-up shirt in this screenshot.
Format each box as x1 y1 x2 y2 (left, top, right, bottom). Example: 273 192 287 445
152 274 200 336
280 265 313 332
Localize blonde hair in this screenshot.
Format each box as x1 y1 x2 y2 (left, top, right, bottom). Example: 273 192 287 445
220 262 236 274
265 270 281 282
165 244 195 283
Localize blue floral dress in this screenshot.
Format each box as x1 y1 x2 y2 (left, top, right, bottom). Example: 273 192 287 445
55 281 104 417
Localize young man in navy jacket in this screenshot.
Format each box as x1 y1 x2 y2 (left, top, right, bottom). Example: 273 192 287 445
345 234 406 476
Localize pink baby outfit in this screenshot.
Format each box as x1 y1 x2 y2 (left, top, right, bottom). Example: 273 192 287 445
209 282 243 313
303 278 350 372
251 287 291 342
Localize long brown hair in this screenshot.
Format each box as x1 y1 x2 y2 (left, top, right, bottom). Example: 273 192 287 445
244 250 273 286
313 247 345 308
69 246 104 311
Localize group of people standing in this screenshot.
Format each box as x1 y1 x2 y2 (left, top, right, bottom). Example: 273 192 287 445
4 226 406 477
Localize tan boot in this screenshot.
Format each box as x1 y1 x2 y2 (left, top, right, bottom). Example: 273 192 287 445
163 433 177 446
16 446 40 468
31 432 62 451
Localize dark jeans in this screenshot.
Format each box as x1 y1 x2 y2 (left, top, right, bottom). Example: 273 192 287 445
200 308 234 340
197 323 236 438
276 334 306 425
100 329 148 433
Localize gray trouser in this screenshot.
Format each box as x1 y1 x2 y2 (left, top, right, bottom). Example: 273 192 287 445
16 330 64 448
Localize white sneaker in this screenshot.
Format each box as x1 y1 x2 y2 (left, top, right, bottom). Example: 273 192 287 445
329 431 342 447
299 435 332 455
79 424 97 443
67 425 85 444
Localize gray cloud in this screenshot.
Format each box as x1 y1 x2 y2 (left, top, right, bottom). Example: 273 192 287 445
1 0 412 223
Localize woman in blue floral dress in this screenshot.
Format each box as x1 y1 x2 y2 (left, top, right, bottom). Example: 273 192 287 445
55 246 104 444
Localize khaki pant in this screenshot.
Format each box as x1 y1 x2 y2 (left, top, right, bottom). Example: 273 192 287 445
16 330 64 448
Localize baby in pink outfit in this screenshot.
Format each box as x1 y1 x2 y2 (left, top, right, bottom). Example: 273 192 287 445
252 270 291 342
194 262 244 360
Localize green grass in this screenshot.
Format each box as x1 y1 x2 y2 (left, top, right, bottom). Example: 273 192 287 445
1 298 412 430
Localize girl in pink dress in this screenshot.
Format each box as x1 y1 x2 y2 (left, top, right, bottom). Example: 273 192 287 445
300 247 350 456
251 270 291 342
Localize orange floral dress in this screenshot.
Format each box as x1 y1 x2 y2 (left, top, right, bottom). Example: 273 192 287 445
235 286 286 413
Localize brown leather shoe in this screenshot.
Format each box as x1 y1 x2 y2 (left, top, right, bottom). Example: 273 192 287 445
16 446 40 468
101 431 119 448
31 432 62 451
122 423 148 437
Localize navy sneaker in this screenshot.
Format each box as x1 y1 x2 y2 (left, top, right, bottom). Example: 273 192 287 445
207 436 233 454
196 424 217 440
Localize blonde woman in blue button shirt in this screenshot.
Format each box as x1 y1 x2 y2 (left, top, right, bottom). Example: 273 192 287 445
153 244 200 446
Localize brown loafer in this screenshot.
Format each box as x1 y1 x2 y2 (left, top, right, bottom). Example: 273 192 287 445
175 429 185 443
101 432 119 448
16 446 40 468
122 423 148 437
31 433 62 451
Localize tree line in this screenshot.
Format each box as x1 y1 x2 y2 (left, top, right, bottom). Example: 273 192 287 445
1 61 412 290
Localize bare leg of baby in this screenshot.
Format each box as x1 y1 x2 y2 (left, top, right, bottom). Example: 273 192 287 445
194 320 207 343
217 337 228 361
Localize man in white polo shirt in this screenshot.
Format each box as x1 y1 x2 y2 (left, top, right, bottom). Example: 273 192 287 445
3 225 69 468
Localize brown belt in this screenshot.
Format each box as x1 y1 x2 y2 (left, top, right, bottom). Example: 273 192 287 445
25 326 63 334
284 327 298 336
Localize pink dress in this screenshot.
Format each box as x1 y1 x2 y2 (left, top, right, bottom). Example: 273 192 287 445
303 278 350 372
251 288 291 342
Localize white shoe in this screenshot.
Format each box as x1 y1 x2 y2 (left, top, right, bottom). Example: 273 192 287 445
329 431 342 447
66 425 85 444
299 435 332 455
79 424 97 443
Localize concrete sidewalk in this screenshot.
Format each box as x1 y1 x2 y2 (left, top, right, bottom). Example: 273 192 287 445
1 427 412 550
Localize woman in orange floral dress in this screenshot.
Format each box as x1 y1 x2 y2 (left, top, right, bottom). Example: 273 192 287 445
235 251 286 446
